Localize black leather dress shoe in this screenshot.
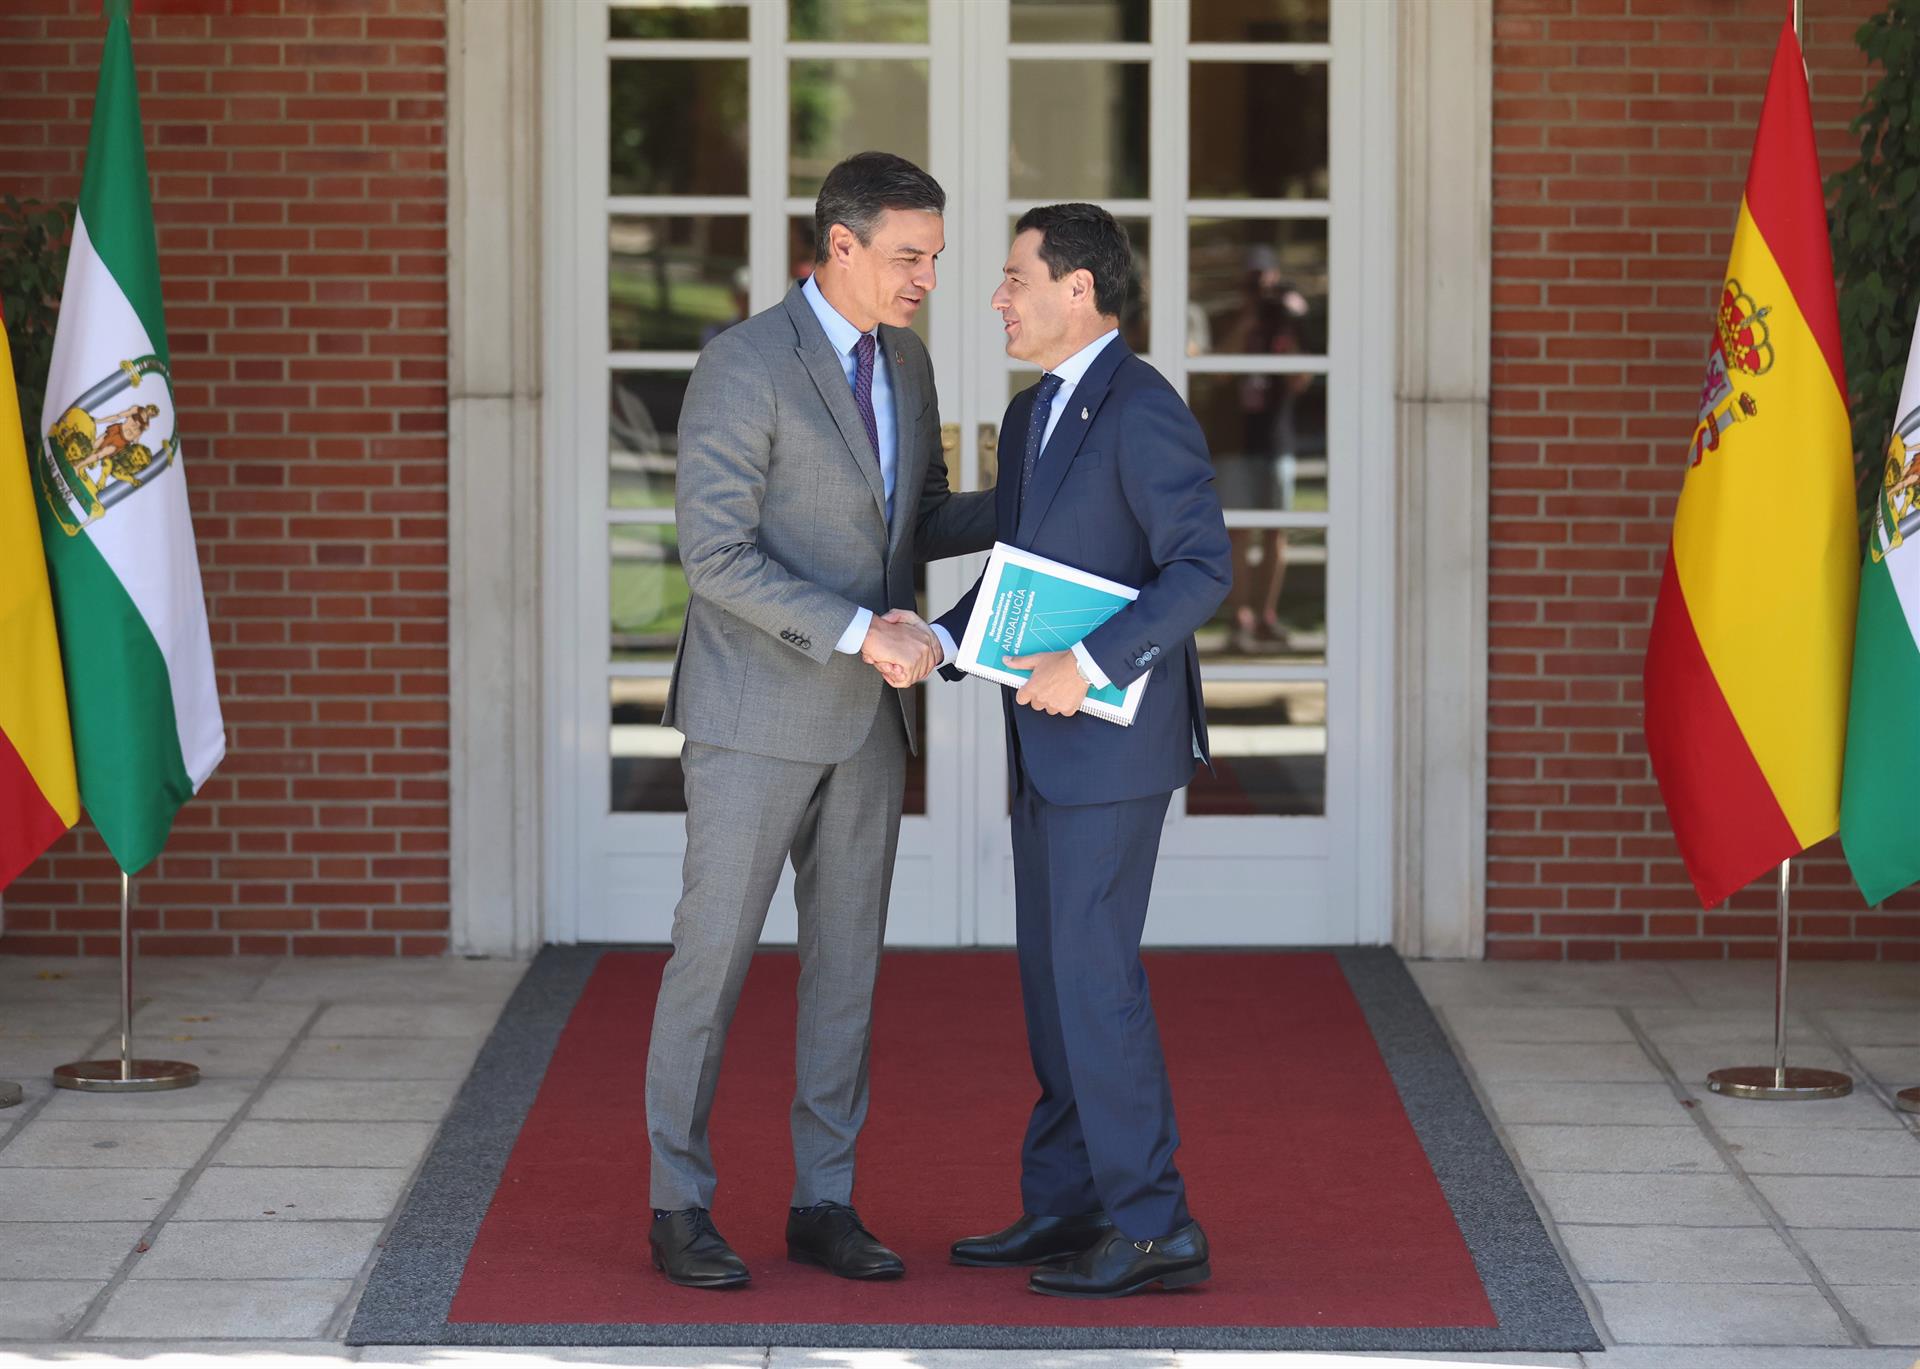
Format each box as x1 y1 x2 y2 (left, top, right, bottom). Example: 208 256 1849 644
786 1201 905 1280
950 1211 1115 1267
649 1207 750 1289
1028 1220 1210 1298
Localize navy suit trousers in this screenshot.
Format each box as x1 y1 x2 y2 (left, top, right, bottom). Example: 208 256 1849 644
1010 750 1189 1241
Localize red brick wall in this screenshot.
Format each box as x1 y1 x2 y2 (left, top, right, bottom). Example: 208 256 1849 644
0 0 450 956
1488 0 1920 960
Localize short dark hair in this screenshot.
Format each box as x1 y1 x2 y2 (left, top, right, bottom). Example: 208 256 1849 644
814 152 946 264
1014 203 1131 319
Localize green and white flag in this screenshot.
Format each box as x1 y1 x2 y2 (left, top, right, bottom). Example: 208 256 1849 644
1841 310 1920 904
34 0 223 874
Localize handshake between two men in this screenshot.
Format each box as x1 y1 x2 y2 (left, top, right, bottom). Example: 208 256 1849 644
859 608 943 689
860 607 1094 719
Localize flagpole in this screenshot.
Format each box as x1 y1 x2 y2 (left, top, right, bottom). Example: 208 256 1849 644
1708 858 1852 1100
52 873 198 1093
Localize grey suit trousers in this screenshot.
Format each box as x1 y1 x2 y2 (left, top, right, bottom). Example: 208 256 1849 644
644 700 907 1210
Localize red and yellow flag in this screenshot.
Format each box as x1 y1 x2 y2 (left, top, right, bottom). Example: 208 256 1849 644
1643 16 1857 908
0 304 79 886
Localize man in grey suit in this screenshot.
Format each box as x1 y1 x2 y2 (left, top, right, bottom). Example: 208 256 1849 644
647 152 995 1289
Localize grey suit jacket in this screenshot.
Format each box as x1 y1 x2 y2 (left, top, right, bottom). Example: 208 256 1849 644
664 286 996 764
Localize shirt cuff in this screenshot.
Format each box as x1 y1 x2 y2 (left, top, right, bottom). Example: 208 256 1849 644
930 623 957 666
1070 640 1112 690
835 607 874 655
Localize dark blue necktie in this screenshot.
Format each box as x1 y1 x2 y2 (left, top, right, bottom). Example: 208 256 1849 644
1017 372 1064 519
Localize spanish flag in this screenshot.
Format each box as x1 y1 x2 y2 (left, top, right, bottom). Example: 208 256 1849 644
0 303 79 887
1643 15 1857 909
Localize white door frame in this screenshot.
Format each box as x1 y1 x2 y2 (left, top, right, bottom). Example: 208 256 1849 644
444 0 1493 959
950 0 1400 947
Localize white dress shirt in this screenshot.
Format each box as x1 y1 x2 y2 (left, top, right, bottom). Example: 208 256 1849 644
798 273 898 656
932 330 1121 688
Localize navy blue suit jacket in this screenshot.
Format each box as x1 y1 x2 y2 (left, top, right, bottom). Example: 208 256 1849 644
935 339 1232 807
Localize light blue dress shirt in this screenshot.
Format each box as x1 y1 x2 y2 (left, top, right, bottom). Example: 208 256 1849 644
800 273 898 655
931 330 1121 687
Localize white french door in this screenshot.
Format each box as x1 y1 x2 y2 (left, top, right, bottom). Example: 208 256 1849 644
542 0 1394 948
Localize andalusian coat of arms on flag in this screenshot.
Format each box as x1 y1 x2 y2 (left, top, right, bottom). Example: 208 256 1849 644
33 0 224 876
1841 314 1920 904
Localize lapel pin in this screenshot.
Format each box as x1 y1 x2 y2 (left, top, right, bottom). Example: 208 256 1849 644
893 351 904 366
1081 406 1089 420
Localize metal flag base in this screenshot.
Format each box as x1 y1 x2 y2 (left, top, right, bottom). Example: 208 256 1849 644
1709 858 1852 1103
1898 1087 1920 1115
1708 1065 1853 1101
0 1082 21 1108
51 872 198 1095
53 1060 199 1093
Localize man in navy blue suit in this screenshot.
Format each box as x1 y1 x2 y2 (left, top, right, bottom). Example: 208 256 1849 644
872 204 1231 1298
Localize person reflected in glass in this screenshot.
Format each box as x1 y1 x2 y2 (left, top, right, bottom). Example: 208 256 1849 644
1220 252 1311 653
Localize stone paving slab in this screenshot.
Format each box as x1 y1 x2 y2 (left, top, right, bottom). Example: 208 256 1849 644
1473 1082 1686 1128
1440 1007 1637 1043
35 1079 260 1123
1589 1282 1852 1345
0 1120 224 1169
305 1003 507 1039
1555 1224 1808 1284
0 1038 111 1077
1751 1175 1920 1229
247 1080 459 1123
212 1121 436 1169
1829 1284 1920 1346
0 1280 102 1339
1505 1124 1724 1175
1717 1127 1920 1176
0 1222 144 1279
1583 1351 1920 1368
149 1038 287 1078
1529 1172 1768 1227
1794 1228 1920 1285
1684 1088 1909 1131
277 1037 482 1081
0 1167 185 1222
1452 1042 1667 1084
1409 962 1686 1008
86 1278 356 1339
130 1220 385 1281
130 1002 315 1039
170 1166 409 1223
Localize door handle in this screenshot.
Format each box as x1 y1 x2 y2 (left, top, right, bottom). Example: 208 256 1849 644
978 423 999 489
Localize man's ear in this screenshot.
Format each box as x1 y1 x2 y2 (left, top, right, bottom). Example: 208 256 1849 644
828 222 858 266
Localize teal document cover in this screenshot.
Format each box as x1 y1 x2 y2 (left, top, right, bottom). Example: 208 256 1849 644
955 542 1147 726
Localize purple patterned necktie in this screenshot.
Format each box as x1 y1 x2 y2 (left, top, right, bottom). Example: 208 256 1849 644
851 332 881 468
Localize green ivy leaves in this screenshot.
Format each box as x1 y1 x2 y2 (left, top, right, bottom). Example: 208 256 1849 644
1829 0 1920 544
0 196 75 436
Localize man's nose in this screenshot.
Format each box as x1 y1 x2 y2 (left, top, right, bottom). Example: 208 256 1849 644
916 259 937 293
991 282 1010 311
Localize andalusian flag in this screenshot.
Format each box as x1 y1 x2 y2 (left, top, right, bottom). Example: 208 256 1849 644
1 309 79 887
34 0 223 874
1841 314 1920 904
1643 16 1857 909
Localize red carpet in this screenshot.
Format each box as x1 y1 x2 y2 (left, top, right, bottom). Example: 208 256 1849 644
446 950 1498 1332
